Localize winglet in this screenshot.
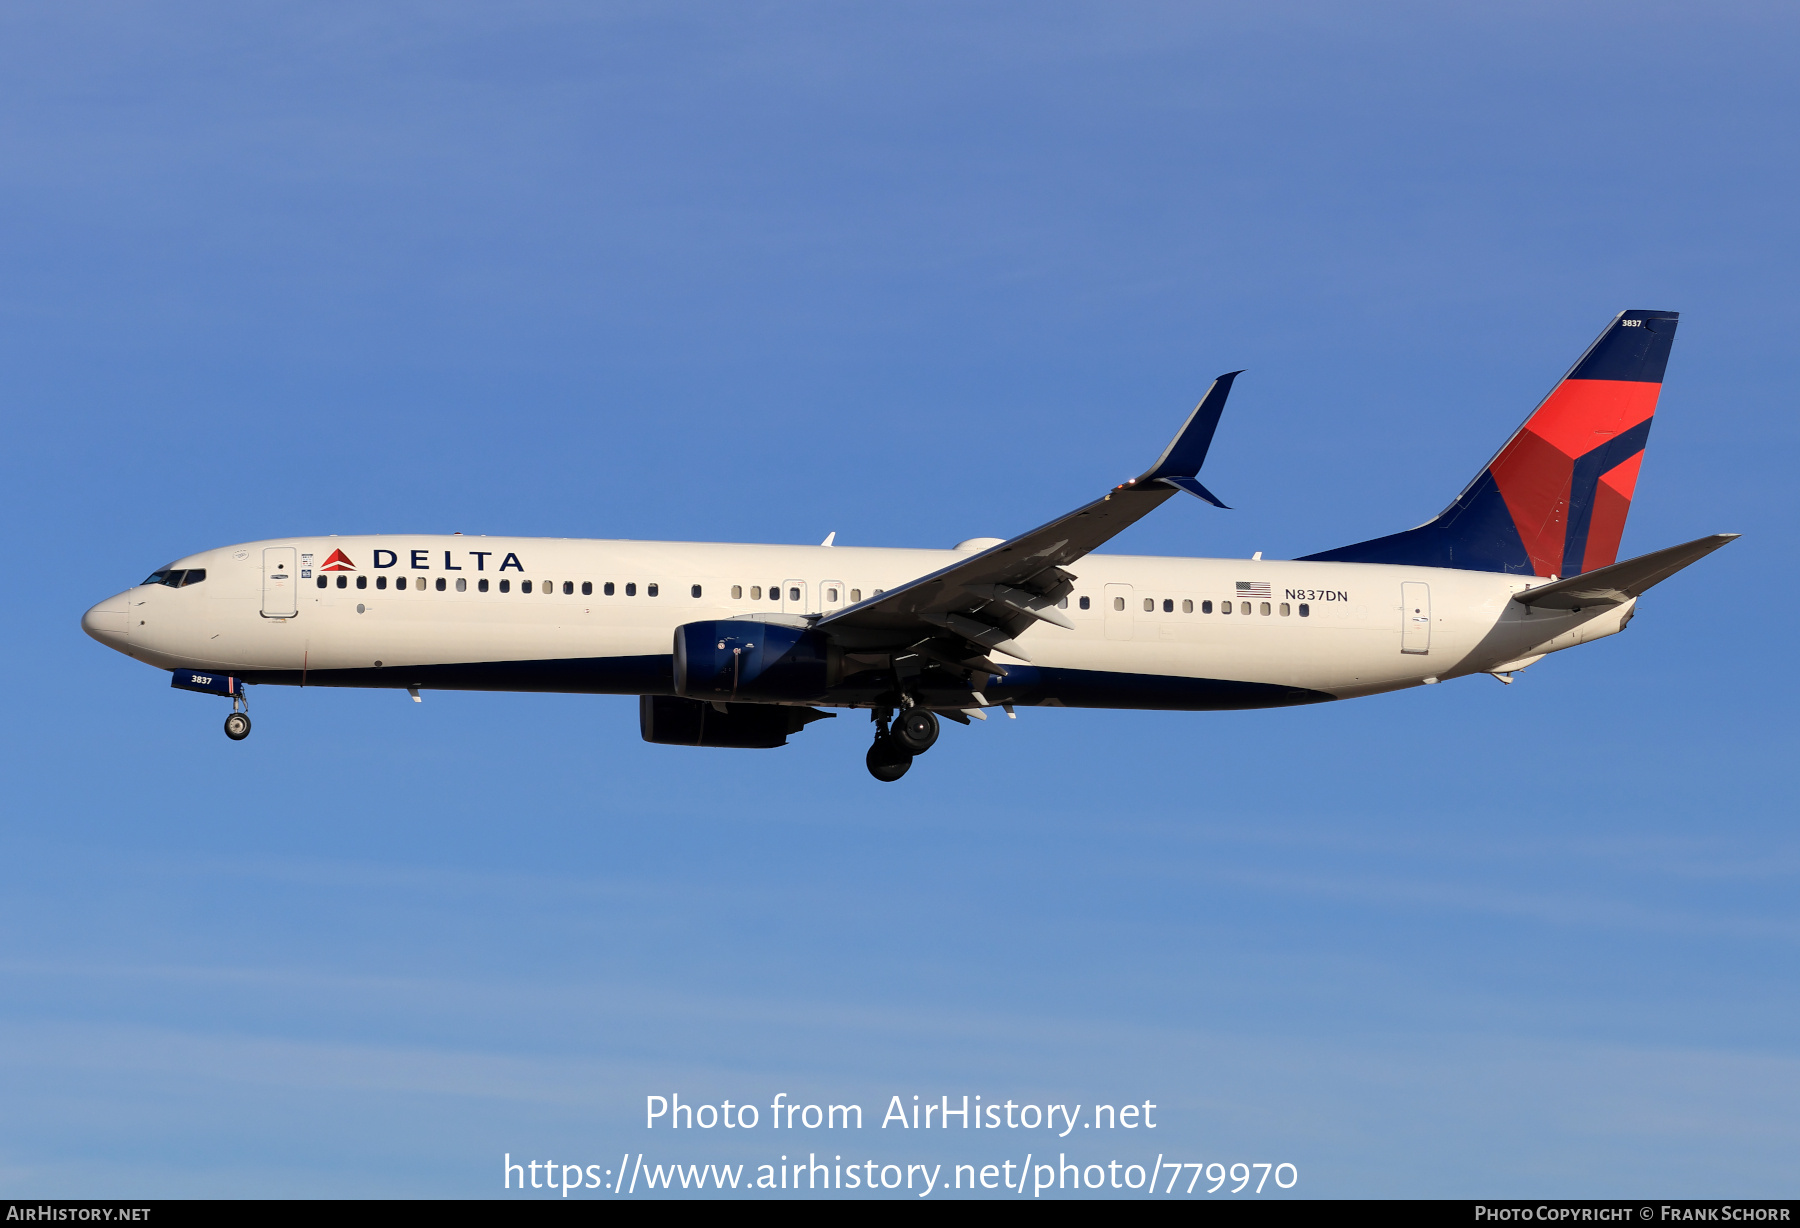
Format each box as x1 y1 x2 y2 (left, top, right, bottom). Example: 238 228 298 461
1157 474 1231 509
1136 371 1241 505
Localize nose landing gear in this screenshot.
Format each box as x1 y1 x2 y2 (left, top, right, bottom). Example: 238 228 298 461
223 685 251 741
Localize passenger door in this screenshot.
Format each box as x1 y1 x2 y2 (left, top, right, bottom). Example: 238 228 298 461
1401 581 1431 654
1104 583 1134 641
262 547 297 618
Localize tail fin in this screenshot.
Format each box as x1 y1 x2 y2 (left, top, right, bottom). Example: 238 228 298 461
1300 309 1678 576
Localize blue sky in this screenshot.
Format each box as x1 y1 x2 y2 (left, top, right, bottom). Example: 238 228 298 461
1 1 1796 1198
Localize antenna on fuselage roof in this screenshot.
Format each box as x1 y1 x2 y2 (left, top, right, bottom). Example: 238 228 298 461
821 532 836 547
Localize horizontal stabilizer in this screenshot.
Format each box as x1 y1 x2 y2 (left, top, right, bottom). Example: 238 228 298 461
1513 533 1738 610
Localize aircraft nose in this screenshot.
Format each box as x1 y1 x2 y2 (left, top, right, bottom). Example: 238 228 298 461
81 593 130 646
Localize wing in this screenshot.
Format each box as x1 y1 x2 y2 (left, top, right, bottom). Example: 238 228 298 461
816 373 1242 673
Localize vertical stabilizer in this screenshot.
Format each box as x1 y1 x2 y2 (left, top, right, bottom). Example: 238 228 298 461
1300 310 1677 576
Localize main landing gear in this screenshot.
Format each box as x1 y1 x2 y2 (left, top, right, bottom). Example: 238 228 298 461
865 708 940 782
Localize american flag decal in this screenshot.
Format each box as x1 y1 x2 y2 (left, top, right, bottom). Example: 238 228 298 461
1236 581 1272 599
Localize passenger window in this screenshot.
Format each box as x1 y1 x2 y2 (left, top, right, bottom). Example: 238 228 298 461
693 585 703 598
1202 600 1212 613
1242 602 1252 615
499 580 510 593
1221 600 1232 614
436 578 447 592
1299 603 1310 617
563 581 573 595
316 577 327 588
850 589 861 602
522 581 533 593
544 581 554 596
1057 597 1068 609
873 589 884 596
356 575 367 589
479 579 489 592
1182 599 1192 613
826 587 837 602
625 583 636 596
786 587 798 601
1279 602 1290 616
604 582 615 596
770 584 781 600
1079 596 1090 610
416 577 427 591
1114 597 1125 611
649 584 660 597
582 581 592 595
1163 599 1173 612
376 576 388 590
456 578 467 592
337 575 348 589
1143 598 1153 612
1260 602 1270 615
749 586 761 599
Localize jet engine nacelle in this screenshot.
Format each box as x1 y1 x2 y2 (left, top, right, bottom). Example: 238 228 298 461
639 695 833 749
673 619 839 702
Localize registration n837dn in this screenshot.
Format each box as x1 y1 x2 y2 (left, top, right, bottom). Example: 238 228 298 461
82 310 1733 781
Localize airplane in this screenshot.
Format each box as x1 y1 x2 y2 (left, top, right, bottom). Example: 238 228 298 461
81 309 1735 781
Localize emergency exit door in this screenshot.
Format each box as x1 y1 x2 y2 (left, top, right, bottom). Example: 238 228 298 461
780 580 808 615
262 547 297 618
1400 582 1431 654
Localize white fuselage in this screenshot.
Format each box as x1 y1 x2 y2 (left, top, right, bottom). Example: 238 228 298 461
81 534 1632 709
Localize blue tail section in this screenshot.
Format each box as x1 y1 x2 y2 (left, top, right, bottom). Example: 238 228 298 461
1299 310 1676 576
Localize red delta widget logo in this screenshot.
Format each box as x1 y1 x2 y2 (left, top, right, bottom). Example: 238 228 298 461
319 549 356 572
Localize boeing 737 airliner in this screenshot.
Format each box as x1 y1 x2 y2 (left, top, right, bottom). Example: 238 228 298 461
82 310 1733 780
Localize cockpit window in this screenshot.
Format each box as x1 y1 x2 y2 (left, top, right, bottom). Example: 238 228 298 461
140 568 206 588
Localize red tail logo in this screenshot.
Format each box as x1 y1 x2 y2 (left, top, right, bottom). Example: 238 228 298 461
1300 310 1677 577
